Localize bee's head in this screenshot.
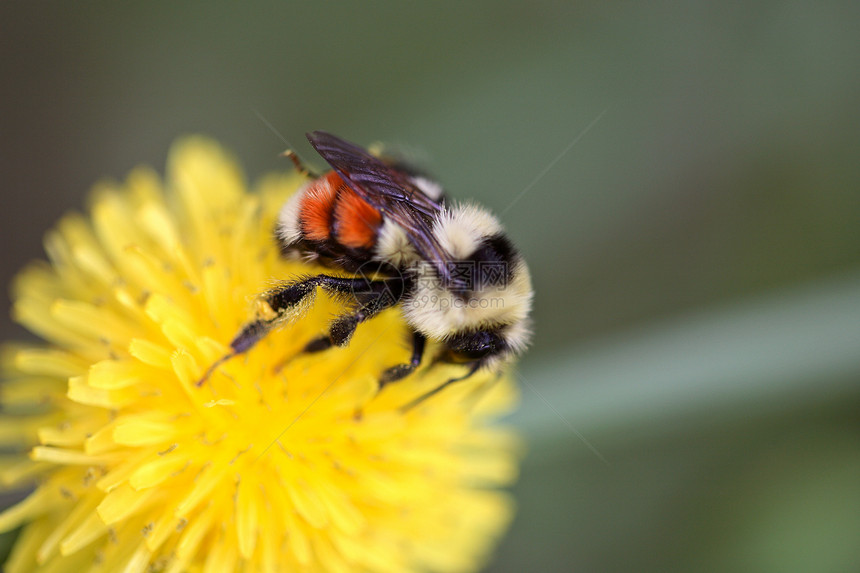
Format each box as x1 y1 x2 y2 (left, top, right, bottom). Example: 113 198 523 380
442 317 533 367
402 203 533 356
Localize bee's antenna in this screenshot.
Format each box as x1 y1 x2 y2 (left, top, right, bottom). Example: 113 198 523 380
249 107 314 177
281 149 319 179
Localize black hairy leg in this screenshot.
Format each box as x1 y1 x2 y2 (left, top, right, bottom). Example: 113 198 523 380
274 276 406 373
195 318 272 387
265 274 376 312
196 274 402 386
393 327 507 408
379 330 427 386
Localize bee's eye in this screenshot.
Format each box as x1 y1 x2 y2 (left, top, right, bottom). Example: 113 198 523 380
447 330 505 360
462 234 516 290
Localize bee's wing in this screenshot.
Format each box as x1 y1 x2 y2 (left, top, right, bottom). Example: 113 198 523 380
307 131 451 279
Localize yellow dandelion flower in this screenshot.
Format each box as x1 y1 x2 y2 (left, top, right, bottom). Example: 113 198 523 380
0 137 520 572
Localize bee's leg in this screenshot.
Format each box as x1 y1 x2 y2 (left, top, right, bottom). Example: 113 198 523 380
264 274 364 312
270 276 404 373
281 149 320 179
400 361 483 412
197 274 378 386
292 291 389 358
327 278 404 347
196 318 273 386
379 331 427 386
299 335 335 354
460 369 505 410
265 274 389 318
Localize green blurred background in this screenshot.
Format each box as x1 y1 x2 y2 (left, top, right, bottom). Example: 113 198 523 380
2 2 860 571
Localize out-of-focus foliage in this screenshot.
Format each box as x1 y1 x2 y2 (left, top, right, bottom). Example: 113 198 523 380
2 2 859 571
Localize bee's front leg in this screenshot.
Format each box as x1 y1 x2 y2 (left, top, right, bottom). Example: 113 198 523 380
300 277 405 350
271 276 405 372
197 274 374 386
399 361 484 412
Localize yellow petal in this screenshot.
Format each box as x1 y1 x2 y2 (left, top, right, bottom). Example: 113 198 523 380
128 338 172 369
13 348 87 378
175 461 226 518
95 449 153 492
0 486 57 533
5 517 58 573
283 476 328 529
30 446 117 466
67 375 138 409
59 511 107 555
129 453 190 490
119 542 153 573
0 460 51 487
236 474 259 559
202 528 239 573
175 501 216 561
88 359 146 390
113 418 177 447
97 483 159 525
36 493 100 564
0 136 521 573
51 299 139 346
1 377 65 409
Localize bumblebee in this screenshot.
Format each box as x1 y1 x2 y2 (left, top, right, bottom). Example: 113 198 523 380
200 132 532 405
